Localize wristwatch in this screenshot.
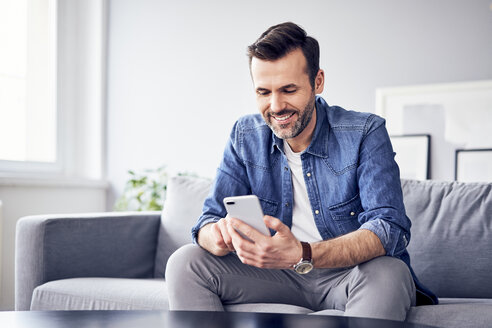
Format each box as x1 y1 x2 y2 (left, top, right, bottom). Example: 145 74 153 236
293 241 313 274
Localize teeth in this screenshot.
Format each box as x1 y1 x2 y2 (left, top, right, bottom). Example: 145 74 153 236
273 113 294 121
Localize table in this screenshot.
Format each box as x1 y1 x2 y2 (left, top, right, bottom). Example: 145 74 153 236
0 310 437 328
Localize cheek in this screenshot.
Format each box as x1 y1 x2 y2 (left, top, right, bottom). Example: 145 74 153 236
256 98 270 115
292 94 309 107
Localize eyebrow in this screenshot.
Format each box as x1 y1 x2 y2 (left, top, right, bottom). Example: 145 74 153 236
256 84 298 93
281 84 297 90
256 87 270 93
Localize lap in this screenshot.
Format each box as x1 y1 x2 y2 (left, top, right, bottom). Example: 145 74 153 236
167 244 313 307
168 245 414 310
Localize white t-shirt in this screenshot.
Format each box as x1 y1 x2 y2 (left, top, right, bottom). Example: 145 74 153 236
283 140 323 243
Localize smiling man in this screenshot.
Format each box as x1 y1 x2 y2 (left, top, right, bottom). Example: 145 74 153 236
166 22 436 321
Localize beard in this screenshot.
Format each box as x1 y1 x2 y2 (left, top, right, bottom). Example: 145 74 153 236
264 93 316 140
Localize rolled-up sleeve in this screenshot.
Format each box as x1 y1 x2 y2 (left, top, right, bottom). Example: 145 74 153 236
356 115 411 257
360 218 409 257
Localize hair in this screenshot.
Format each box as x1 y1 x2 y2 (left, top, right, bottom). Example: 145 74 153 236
247 22 320 88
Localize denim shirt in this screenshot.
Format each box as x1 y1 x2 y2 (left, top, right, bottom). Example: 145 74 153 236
192 96 437 305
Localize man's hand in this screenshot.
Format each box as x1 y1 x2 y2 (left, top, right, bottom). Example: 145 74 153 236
197 218 235 256
226 215 303 269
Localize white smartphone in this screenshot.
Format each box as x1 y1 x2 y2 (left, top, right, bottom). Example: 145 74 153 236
223 195 270 239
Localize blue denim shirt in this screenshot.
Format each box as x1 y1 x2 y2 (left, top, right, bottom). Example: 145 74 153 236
192 96 437 305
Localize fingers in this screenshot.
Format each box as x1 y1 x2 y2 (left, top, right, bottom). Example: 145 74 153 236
228 217 267 243
226 223 264 266
226 217 257 254
226 218 255 245
263 215 290 235
211 219 235 252
224 216 301 269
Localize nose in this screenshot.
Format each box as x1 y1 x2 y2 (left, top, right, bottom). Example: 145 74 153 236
270 92 286 113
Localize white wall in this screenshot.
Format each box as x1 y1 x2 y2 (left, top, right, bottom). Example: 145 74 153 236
106 0 492 207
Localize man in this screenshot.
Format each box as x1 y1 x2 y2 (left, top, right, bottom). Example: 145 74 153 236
166 22 436 321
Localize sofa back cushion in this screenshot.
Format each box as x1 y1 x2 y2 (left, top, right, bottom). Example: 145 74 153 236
402 179 492 298
154 175 213 277
38 214 161 281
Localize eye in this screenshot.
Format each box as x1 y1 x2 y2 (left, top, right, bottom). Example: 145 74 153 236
283 86 297 94
256 89 270 96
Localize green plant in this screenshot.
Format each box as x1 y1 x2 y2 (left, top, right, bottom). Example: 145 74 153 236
114 166 169 211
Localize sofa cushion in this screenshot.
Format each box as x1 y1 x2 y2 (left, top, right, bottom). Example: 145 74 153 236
401 179 492 298
438 298 492 305
30 278 168 310
37 214 161 281
154 175 213 277
405 303 492 328
225 303 313 314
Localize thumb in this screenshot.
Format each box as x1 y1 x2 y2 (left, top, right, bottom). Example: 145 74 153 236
263 215 290 235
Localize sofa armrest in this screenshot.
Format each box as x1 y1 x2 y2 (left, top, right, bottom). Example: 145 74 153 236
15 211 161 310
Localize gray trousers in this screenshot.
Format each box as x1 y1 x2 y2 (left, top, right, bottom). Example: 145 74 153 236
166 244 416 321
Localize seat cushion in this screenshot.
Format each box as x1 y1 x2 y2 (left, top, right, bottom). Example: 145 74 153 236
225 303 313 314
438 298 492 305
31 278 168 310
405 303 492 328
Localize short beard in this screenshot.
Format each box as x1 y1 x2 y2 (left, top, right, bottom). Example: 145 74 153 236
265 93 316 140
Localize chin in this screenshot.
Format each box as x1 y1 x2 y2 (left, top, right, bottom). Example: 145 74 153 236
272 128 296 140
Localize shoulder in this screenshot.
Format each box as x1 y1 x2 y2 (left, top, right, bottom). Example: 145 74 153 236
227 113 273 152
236 114 268 131
228 114 276 169
324 104 385 134
231 114 272 140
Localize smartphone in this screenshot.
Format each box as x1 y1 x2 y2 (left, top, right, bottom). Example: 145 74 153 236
223 195 270 239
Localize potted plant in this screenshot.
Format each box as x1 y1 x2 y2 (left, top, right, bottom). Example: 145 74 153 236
114 166 169 211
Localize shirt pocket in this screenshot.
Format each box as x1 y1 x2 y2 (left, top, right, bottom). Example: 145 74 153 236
329 194 363 235
258 197 279 217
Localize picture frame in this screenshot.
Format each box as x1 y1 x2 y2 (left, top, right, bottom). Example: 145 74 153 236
390 134 431 180
455 149 492 183
376 80 492 181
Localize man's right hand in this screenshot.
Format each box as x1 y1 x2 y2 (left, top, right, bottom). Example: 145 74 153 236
197 218 235 256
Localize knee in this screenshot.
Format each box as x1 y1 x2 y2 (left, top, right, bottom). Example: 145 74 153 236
356 256 414 290
165 244 207 281
346 257 415 320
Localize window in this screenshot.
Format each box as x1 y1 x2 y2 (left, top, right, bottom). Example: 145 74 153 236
0 0 58 169
0 0 106 181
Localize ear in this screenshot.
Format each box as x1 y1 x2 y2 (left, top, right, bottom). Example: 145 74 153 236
314 69 325 94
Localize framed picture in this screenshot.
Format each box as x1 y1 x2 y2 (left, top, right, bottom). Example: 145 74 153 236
455 149 492 183
376 80 492 181
390 135 430 180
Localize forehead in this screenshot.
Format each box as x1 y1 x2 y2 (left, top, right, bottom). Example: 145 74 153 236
251 48 309 88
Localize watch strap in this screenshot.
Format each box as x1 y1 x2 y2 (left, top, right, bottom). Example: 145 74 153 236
300 241 312 262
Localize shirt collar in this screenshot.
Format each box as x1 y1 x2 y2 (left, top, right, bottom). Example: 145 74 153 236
271 95 330 158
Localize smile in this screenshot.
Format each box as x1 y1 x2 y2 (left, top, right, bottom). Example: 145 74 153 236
272 112 295 122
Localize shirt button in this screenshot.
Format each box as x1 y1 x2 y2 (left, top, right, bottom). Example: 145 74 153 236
285 202 290 207
306 172 311 177
350 211 356 216
315 210 319 215
284 167 289 171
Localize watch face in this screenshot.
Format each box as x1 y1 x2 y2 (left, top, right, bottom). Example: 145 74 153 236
295 262 313 274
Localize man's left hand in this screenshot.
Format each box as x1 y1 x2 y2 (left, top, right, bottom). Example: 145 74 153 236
226 215 303 269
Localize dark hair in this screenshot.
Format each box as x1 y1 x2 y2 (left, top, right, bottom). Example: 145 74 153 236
247 22 320 88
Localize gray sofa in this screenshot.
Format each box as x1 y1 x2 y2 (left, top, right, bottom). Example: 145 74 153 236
15 176 492 328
